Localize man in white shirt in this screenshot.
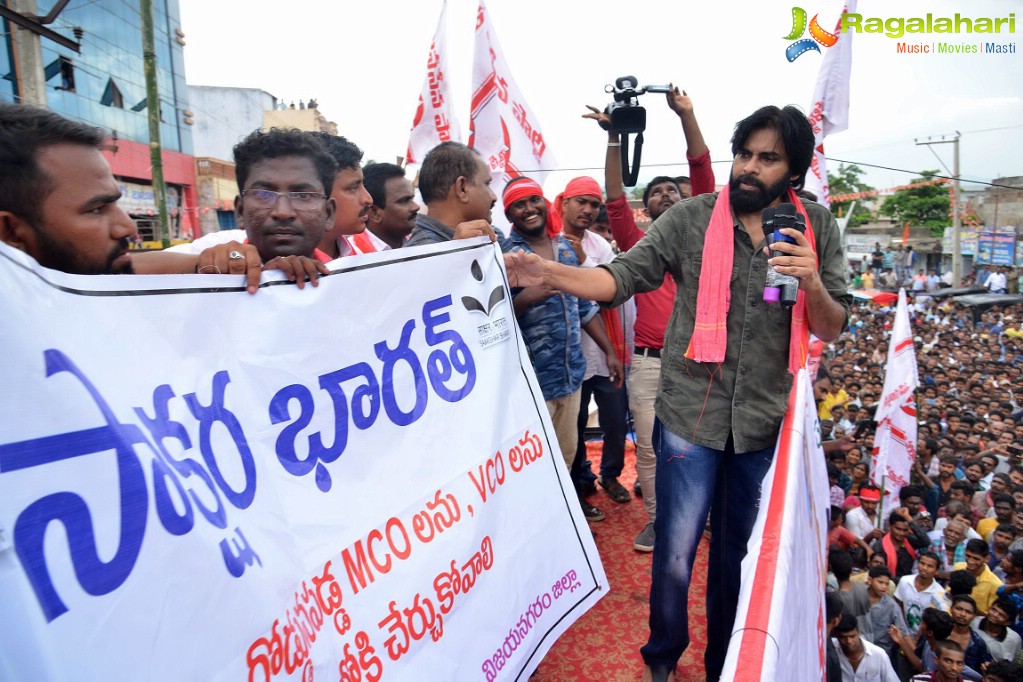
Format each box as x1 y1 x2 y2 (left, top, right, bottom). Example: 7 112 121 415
986 267 1009 294
846 485 885 543
351 162 419 253
832 613 900 681
894 552 949 633
557 177 633 508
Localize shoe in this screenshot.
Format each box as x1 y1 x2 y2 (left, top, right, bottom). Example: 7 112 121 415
599 477 631 503
641 665 676 682
633 523 654 552
633 479 643 497
580 500 605 522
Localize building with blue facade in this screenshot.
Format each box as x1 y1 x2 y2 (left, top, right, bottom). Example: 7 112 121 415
1 0 198 240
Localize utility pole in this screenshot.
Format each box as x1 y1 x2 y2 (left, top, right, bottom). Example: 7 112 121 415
915 132 961 285
140 0 170 248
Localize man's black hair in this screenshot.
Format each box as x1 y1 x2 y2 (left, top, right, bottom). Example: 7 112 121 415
0 103 106 226
825 591 844 623
233 128 337 195
950 479 975 497
642 176 682 207
829 549 853 582
993 596 1020 622
888 509 910 527
899 484 924 502
307 131 363 171
418 141 482 204
948 569 977 597
362 162 406 209
867 565 892 580
985 660 1023 682
832 612 858 635
950 593 977 612
730 105 814 190
965 538 989 556
921 607 953 639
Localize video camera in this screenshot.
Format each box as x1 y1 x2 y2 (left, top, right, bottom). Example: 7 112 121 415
602 76 672 186
603 76 672 135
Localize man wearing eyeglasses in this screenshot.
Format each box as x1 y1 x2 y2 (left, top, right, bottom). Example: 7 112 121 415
158 128 337 292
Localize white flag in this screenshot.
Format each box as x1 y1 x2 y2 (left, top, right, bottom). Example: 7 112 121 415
720 367 830 681
871 288 919 517
406 1 461 166
804 0 856 207
470 0 556 189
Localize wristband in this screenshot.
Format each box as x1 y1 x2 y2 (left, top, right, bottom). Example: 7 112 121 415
607 142 621 147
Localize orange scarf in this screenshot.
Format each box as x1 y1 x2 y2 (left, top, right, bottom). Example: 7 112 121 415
685 187 817 374
350 231 377 254
600 309 628 367
882 532 916 577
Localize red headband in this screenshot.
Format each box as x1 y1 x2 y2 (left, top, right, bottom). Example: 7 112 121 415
502 176 544 212
550 176 603 235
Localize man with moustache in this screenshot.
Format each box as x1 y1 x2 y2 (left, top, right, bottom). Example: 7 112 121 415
406 141 498 247
161 129 359 291
504 104 849 681
584 86 715 553
0 103 137 274
503 175 623 522
351 162 419 252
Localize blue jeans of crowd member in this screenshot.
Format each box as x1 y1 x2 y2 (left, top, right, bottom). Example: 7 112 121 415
640 420 774 682
572 374 628 486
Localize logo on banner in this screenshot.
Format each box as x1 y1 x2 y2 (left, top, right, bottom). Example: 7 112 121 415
784 7 841 61
461 259 511 349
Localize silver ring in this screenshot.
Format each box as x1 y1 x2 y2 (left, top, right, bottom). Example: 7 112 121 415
228 250 244 261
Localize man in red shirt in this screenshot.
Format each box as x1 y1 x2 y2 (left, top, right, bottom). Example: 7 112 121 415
584 86 715 553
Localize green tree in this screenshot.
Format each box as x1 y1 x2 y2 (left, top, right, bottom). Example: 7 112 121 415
880 170 950 237
828 163 874 227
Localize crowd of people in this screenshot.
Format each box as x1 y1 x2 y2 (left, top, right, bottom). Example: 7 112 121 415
10 90 1013 682
822 292 1023 682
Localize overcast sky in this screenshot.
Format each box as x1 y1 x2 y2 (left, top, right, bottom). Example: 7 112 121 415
178 0 1022 198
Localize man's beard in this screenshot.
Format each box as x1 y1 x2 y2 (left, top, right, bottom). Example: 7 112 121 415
33 225 133 274
729 172 791 214
512 214 547 239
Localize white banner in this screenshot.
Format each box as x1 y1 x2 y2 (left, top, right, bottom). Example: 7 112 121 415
470 0 556 190
871 288 919 517
406 0 462 166
721 368 830 682
0 239 605 681
805 0 856 207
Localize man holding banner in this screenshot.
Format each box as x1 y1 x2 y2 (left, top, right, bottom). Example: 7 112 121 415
506 104 850 681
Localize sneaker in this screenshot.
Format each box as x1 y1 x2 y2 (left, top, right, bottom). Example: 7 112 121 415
633 522 654 552
633 479 643 497
580 500 605 522
599 477 631 503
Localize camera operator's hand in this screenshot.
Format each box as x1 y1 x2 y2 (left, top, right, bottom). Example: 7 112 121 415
665 84 693 118
582 105 614 135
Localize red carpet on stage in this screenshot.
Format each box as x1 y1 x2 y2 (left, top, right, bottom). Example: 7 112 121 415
532 441 709 682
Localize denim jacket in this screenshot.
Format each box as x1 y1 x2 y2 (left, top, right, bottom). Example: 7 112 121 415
508 232 598 401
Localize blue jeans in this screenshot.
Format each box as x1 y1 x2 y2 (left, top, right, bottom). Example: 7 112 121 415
573 374 628 483
640 420 774 681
